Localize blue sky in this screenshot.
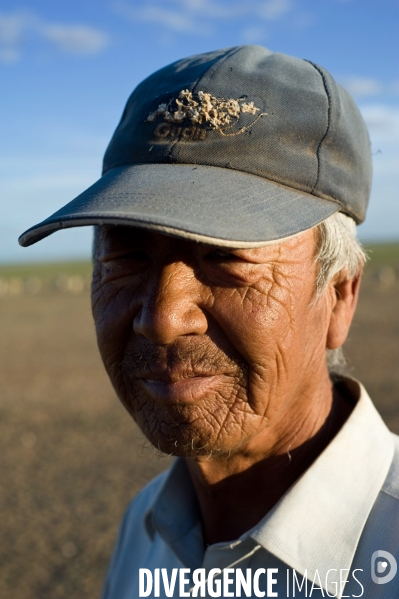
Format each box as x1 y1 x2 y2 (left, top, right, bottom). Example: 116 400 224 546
1 0 398 263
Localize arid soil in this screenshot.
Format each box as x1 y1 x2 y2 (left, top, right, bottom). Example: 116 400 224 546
0 249 398 599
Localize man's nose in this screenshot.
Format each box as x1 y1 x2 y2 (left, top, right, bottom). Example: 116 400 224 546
133 261 208 344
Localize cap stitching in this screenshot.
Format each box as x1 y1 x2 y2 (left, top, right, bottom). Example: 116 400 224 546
305 61 332 194
193 45 245 89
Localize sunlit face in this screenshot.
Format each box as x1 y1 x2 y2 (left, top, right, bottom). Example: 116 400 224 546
91 226 333 458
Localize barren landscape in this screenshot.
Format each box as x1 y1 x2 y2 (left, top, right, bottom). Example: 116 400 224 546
1 244 398 599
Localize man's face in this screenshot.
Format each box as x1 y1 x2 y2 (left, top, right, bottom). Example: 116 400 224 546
92 226 332 458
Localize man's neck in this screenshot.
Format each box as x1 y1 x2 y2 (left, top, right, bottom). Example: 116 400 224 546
185 378 353 546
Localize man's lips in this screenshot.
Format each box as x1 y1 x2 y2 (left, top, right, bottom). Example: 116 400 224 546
139 374 226 403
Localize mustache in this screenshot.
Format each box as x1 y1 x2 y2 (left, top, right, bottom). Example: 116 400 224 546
119 338 248 379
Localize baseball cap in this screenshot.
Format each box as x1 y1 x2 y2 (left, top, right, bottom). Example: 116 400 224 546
18 45 372 249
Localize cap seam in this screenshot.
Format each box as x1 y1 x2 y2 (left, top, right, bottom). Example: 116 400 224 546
167 47 241 162
193 45 244 90
305 61 332 194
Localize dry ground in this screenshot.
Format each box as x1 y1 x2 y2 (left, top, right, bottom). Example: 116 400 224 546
0 245 398 599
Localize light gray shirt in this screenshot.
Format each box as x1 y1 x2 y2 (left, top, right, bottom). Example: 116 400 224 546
101 378 399 598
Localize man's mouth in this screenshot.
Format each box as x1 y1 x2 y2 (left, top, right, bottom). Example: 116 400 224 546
120 340 248 403
139 373 226 403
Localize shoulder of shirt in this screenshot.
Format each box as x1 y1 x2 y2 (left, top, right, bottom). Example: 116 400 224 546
381 433 399 501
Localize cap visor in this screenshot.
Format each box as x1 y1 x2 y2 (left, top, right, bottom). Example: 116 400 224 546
19 164 340 248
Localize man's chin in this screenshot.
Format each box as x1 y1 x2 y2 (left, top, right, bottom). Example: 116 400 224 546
117 384 250 458
140 422 224 458
132 411 236 459
149 438 232 459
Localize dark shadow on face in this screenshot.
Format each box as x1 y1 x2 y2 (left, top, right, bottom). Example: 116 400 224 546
92 225 339 460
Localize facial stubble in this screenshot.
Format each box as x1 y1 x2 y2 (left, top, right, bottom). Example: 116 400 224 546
117 338 251 458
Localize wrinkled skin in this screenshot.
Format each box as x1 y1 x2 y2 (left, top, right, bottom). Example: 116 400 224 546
92 225 360 542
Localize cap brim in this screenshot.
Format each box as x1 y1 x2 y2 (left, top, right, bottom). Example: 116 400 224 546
19 163 340 248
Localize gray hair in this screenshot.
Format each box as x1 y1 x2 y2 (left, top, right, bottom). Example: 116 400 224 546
315 211 366 296
314 212 366 373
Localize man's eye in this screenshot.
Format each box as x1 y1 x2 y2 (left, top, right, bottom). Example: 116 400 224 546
205 249 237 262
117 250 150 262
101 249 151 265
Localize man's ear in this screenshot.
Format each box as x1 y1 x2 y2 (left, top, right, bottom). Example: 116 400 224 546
326 268 363 350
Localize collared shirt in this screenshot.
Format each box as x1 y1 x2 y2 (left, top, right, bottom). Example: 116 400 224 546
101 378 399 598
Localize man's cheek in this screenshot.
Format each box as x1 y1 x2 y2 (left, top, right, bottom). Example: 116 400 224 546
92 295 134 381
213 284 293 355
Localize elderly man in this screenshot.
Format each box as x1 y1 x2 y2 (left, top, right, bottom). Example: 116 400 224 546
19 46 399 598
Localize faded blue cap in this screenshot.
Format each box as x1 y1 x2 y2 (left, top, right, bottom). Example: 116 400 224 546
19 45 372 248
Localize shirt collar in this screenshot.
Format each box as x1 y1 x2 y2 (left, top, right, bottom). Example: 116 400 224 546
247 377 394 596
144 457 205 569
144 378 394 592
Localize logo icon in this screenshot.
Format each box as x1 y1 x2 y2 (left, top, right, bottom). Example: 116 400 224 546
146 89 265 138
371 550 397 584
